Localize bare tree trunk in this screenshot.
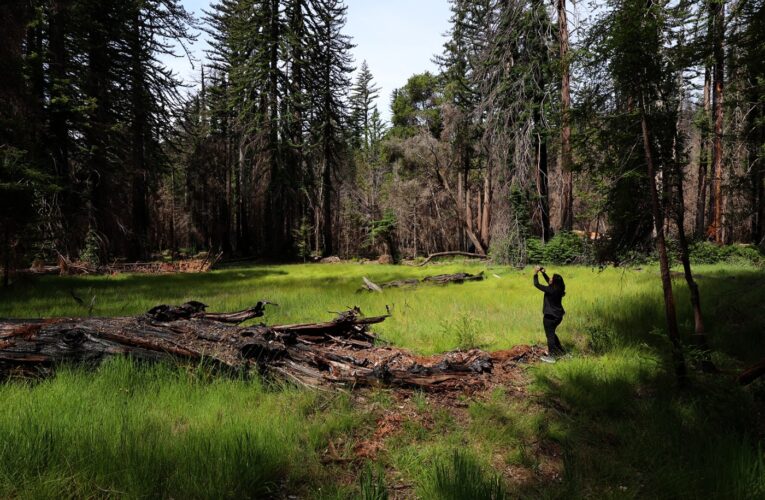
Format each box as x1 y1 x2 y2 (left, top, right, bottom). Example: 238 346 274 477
709 0 725 243
640 102 687 383
695 67 711 238
430 152 486 255
466 188 474 237
457 170 465 251
322 159 333 256
480 167 491 249
557 0 574 231
671 101 715 372
536 132 552 242
2 225 9 288
477 184 484 239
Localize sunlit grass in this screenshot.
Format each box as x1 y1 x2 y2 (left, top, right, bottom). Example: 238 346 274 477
0 261 763 498
0 358 361 499
2 262 763 358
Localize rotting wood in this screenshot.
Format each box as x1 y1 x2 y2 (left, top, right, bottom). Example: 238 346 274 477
43 252 224 276
0 303 519 391
738 357 765 386
359 272 484 292
422 272 484 285
417 251 489 267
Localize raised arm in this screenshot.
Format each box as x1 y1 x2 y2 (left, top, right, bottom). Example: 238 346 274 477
533 269 553 293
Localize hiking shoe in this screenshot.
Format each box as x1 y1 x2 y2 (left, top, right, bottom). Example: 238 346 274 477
540 355 557 364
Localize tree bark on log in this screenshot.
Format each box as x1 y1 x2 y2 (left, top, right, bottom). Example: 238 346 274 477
0 303 495 391
738 357 765 386
417 251 489 267
359 272 485 292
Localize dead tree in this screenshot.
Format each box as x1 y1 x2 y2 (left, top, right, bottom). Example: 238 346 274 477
0 302 495 391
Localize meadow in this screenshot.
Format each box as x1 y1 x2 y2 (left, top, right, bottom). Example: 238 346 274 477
0 261 764 498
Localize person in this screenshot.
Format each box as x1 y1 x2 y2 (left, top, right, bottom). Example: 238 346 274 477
533 265 566 363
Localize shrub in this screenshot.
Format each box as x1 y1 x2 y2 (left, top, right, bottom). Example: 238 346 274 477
543 231 588 264
585 325 618 353
442 313 485 351
79 228 102 266
687 241 764 266
525 232 593 265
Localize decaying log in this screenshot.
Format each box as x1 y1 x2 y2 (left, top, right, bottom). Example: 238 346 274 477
0 303 496 391
422 272 484 285
738 357 765 386
417 251 489 267
359 272 484 292
51 252 223 276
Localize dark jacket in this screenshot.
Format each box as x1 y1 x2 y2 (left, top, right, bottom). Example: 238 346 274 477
534 272 565 319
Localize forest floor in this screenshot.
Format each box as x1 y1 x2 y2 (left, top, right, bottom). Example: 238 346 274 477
0 262 764 498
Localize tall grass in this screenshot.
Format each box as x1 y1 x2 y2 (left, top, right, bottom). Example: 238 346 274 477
0 358 360 498
0 262 764 497
420 450 507 500
4 263 762 357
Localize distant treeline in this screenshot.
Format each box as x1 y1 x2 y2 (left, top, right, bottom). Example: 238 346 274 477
1 0 764 270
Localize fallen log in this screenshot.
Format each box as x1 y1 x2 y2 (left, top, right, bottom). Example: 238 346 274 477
0 303 494 391
738 357 765 386
53 252 222 276
358 273 484 292
417 251 489 267
422 272 484 285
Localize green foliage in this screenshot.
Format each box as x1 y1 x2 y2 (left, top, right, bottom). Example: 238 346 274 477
584 324 619 353
292 217 313 262
78 228 102 266
525 232 592 265
389 72 443 139
687 241 765 266
368 210 397 247
422 450 507 500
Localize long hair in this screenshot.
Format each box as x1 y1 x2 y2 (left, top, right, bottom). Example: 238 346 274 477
550 274 566 296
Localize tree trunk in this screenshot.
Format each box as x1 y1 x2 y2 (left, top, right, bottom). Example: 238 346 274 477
457 170 465 250
466 188 474 236
322 156 333 256
129 11 149 261
671 101 715 372
709 0 725 243
480 167 491 249
477 184 484 240
2 225 9 288
695 67 711 237
640 101 687 383
557 0 574 231
536 132 552 242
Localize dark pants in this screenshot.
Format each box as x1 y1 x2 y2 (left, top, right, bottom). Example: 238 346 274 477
543 315 565 356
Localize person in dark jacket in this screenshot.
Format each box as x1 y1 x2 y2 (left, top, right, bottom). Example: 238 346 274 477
533 266 566 362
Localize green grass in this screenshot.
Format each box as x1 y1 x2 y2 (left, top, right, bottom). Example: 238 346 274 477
0 358 361 499
1 261 764 498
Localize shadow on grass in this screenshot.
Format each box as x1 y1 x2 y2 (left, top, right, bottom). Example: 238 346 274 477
582 267 765 365
526 354 765 499
522 265 765 498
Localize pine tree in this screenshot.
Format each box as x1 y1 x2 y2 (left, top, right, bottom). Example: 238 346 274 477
306 0 354 256
349 60 380 152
